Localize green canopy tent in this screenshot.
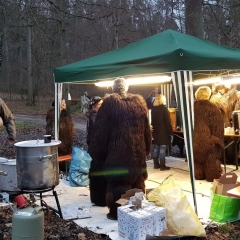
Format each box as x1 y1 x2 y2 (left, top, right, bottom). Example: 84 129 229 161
54 29 240 214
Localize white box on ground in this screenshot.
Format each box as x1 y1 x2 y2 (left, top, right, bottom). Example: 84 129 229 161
127 209 153 240
118 205 134 239
0 192 9 203
144 206 166 236
141 200 156 208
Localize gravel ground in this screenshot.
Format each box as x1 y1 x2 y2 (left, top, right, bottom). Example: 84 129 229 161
0 114 88 159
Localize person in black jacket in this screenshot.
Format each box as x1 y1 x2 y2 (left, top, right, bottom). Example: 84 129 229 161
86 96 103 146
151 94 173 170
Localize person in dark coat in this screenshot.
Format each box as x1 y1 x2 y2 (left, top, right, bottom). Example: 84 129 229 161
88 77 152 220
87 96 105 207
151 94 173 170
86 96 103 146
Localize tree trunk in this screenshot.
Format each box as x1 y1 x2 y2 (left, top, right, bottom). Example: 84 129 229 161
26 0 33 105
185 0 204 39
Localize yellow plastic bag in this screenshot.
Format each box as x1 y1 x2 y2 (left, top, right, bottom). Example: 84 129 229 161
147 175 206 237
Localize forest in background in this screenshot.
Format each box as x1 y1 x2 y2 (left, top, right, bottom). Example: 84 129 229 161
0 0 240 104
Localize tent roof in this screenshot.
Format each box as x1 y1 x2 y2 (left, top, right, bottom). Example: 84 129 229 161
54 29 240 83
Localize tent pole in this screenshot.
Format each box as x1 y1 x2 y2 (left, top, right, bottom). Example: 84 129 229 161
54 78 62 141
172 71 198 215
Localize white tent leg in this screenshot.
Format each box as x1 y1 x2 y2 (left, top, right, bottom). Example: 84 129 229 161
54 81 62 141
172 71 197 215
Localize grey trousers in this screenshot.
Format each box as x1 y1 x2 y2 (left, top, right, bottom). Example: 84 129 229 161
152 145 167 159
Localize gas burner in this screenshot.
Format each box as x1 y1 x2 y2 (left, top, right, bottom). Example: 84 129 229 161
21 187 63 218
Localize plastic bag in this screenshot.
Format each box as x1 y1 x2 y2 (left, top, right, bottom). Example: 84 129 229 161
147 175 206 237
209 191 240 223
68 146 92 187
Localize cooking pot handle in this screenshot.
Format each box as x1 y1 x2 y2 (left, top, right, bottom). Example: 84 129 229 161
40 155 53 161
0 170 8 176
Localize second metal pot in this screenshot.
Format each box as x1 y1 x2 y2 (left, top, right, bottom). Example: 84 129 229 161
0 159 21 192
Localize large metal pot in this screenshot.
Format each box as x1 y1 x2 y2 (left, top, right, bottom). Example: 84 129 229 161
14 140 61 190
0 159 21 192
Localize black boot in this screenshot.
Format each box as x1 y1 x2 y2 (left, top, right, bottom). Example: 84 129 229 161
153 157 160 169
160 158 170 171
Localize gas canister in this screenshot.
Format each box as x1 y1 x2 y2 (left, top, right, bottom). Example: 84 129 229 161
12 205 44 240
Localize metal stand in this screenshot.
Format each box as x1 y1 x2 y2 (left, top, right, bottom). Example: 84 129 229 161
21 187 63 219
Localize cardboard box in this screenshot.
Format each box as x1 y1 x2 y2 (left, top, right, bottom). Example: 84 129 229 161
144 206 166 236
118 203 161 240
118 205 134 239
141 200 156 208
212 172 240 196
116 188 144 208
127 210 153 240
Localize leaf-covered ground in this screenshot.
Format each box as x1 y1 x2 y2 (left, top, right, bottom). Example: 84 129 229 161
0 205 111 240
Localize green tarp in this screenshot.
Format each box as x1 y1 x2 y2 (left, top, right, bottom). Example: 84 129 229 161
54 29 240 83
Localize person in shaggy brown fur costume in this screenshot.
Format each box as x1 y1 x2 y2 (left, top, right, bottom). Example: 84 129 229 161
88 78 152 220
46 99 76 156
210 84 238 125
234 91 240 111
193 86 224 182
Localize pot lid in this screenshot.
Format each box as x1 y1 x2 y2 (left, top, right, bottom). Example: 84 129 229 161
14 140 61 147
0 157 8 163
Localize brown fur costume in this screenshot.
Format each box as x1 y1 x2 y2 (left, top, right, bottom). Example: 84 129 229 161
210 84 238 124
88 93 152 219
234 91 240 110
46 108 76 156
193 86 224 182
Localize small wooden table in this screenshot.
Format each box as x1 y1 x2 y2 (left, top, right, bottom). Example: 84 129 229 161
172 129 240 172
58 154 72 176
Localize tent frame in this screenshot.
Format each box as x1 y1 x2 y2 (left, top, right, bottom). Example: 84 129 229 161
54 70 199 214
53 29 240 216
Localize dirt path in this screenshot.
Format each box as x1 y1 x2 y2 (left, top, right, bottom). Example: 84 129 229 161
14 114 87 130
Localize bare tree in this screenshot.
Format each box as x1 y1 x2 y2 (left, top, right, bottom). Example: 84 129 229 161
26 0 34 105
185 0 204 38
1 0 240 102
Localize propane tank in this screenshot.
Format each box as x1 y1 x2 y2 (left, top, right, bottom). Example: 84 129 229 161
12 205 44 240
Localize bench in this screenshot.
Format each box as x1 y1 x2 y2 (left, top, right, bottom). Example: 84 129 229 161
58 154 72 176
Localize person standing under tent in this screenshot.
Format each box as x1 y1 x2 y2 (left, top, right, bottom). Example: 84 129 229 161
151 94 173 170
86 96 105 206
88 78 152 220
86 96 103 146
81 92 91 114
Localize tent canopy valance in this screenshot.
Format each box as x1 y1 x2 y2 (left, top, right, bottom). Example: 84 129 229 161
53 29 240 215
54 29 240 84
